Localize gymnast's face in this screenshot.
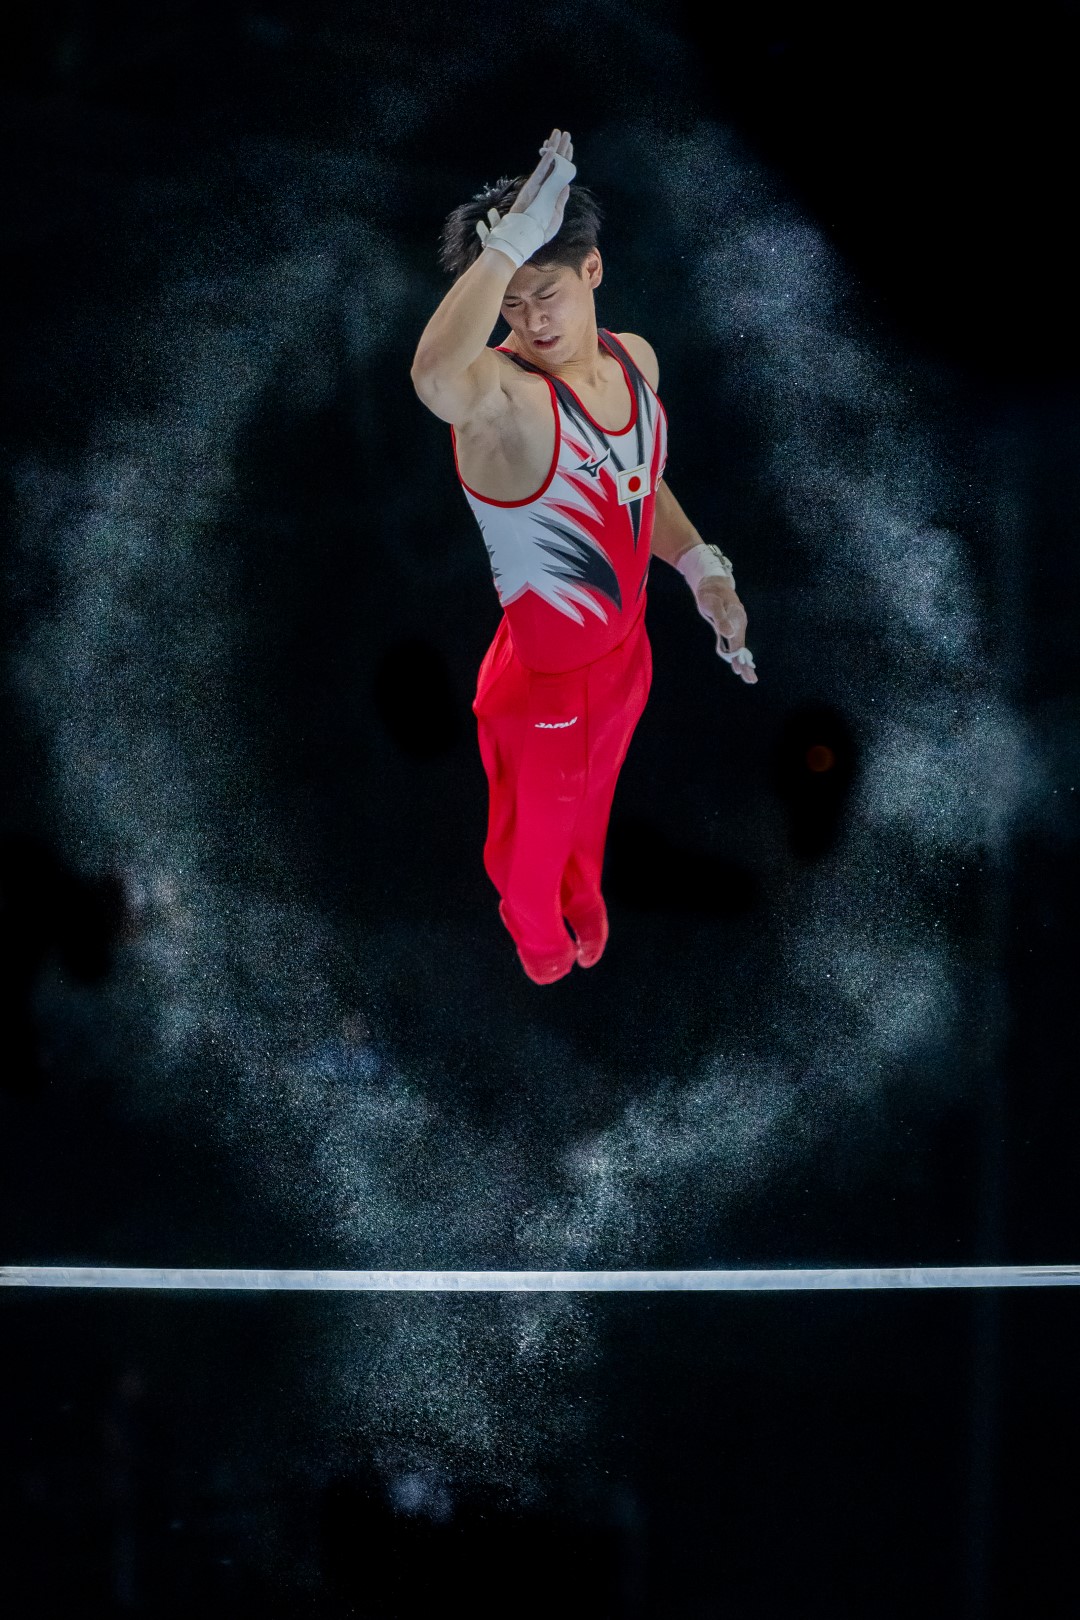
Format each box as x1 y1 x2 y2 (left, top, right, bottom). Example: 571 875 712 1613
500 249 603 366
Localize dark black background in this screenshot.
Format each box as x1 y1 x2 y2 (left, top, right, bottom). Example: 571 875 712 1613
2 3 1078 1616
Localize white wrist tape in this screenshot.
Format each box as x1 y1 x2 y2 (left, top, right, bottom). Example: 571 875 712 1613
674 542 736 594
477 210 545 269
475 150 577 269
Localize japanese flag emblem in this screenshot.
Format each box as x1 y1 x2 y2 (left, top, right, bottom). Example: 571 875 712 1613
616 463 650 505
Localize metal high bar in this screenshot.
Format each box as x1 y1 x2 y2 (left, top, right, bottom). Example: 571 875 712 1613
2 1265 1078 1292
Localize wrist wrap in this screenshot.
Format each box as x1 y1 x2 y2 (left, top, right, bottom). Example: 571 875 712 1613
674 542 736 594
477 211 545 269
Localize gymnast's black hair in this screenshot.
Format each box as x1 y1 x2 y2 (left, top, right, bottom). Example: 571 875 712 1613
437 176 603 279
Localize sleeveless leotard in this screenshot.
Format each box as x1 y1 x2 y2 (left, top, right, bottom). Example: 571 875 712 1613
451 328 668 674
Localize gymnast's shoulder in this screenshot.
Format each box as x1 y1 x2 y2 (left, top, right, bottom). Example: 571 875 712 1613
611 332 659 391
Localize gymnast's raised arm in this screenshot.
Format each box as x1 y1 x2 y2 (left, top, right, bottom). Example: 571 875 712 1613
409 129 575 427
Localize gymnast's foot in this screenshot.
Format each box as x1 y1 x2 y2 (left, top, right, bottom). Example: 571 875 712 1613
499 899 577 984
516 943 577 984
565 902 609 968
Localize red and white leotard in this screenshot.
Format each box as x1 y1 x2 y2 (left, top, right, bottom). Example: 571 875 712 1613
451 328 668 674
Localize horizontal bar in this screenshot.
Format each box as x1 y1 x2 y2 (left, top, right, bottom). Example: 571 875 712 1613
2 1266 1079 1293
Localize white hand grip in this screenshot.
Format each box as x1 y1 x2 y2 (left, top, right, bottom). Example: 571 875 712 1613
475 150 577 267
526 149 576 237
476 212 545 268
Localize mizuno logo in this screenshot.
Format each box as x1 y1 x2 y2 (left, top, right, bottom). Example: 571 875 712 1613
534 716 579 729
577 451 609 478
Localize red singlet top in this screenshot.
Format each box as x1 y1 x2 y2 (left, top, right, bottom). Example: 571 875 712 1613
451 328 669 674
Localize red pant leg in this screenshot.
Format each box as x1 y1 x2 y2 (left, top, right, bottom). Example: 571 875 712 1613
473 618 519 900
473 614 652 962
560 616 653 926
473 620 586 958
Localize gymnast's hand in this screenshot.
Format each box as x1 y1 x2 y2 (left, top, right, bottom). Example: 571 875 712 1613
505 128 576 243
694 579 758 684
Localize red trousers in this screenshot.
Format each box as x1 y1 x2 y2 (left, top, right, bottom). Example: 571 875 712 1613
472 610 653 965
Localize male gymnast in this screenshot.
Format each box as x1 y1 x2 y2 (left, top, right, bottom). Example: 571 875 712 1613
410 128 756 985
